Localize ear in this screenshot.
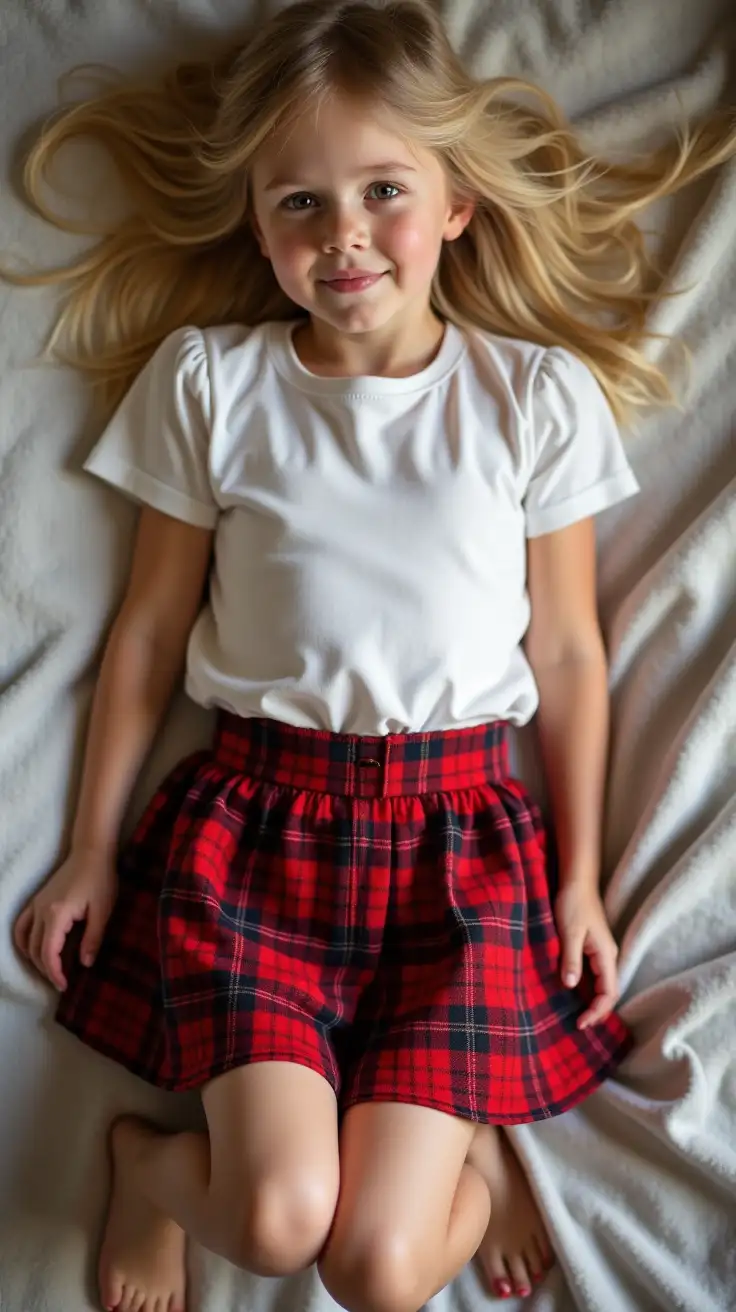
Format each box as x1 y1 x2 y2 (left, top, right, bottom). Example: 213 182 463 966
443 198 475 243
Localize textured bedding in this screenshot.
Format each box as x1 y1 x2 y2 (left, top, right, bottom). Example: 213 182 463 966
1 2 735 1310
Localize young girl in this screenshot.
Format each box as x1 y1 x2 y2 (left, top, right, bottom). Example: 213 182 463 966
10 2 736 1311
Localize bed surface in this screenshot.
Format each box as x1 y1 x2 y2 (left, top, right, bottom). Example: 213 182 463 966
1 2 735 1309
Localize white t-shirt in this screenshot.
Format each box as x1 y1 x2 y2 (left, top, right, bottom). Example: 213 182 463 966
84 319 639 735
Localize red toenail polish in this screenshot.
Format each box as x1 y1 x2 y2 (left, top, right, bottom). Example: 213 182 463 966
496 1279 511 1296
519 1288 531 1297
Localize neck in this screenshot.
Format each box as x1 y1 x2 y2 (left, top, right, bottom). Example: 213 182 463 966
293 308 446 378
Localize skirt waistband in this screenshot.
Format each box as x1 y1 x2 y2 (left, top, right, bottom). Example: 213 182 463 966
213 712 509 799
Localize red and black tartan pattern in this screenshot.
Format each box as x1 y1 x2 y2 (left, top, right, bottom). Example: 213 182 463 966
56 712 632 1124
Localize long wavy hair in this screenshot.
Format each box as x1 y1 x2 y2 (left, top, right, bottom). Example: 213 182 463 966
5 0 736 420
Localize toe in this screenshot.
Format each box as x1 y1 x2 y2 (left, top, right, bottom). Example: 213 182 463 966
100 1269 124 1311
531 1235 551 1277
537 1232 555 1269
476 1244 511 1297
524 1245 543 1284
506 1251 533 1296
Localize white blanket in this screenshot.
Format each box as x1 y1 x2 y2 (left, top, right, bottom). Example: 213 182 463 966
1 2 735 1310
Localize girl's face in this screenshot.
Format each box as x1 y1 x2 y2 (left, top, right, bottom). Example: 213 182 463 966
250 93 473 337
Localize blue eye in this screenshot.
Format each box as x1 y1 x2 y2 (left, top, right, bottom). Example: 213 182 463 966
367 183 401 200
280 183 402 211
281 193 317 211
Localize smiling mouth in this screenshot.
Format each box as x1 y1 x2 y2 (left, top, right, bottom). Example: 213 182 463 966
321 272 387 293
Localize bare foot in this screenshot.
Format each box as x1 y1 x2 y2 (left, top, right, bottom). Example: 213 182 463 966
99 1115 187 1312
468 1125 554 1300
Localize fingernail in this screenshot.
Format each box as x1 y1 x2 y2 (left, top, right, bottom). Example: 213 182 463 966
565 971 577 986
82 953 94 966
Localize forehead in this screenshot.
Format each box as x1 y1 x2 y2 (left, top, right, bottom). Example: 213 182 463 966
251 92 434 184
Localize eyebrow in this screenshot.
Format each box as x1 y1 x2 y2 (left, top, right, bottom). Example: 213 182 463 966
263 162 418 192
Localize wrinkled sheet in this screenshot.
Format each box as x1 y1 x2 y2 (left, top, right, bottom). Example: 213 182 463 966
1 2 734 1309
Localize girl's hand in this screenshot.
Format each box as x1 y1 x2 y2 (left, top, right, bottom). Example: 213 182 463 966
553 883 620 1030
13 850 118 992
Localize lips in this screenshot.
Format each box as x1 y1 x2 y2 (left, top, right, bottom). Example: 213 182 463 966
321 271 386 293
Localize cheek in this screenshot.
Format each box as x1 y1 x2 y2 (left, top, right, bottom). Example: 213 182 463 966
259 223 313 275
383 212 444 273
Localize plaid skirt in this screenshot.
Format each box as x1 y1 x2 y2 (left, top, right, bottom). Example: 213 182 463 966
56 712 632 1124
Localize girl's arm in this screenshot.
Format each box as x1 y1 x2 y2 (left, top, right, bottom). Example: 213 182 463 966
71 505 214 855
14 506 213 989
524 517 620 1029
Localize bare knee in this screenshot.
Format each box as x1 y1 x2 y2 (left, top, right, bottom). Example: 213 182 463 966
220 1170 336 1276
319 1231 431 1312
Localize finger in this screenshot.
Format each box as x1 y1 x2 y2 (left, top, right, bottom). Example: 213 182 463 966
40 913 74 991
13 906 33 956
561 930 586 988
587 939 619 978
28 915 46 979
578 960 619 1028
589 938 620 998
80 903 108 967
577 928 619 1018
578 992 618 1029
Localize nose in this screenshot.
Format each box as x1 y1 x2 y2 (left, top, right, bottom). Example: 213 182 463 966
320 202 368 253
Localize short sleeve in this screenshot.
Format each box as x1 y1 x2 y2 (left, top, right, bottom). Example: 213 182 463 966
523 347 639 538
83 326 219 529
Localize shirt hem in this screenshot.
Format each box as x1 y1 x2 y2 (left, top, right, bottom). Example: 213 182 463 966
525 469 640 538
84 454 219 529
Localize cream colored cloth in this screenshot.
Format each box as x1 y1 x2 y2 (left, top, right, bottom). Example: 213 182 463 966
1 2 734 1310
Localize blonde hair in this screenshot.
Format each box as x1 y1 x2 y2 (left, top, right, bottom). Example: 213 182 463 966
5 0 736 421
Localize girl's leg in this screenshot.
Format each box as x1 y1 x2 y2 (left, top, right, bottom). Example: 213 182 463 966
100 1061 339 1312
467 1125 554 1299
318 1101 490 1312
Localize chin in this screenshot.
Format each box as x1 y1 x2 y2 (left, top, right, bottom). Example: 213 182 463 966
325 302 398 332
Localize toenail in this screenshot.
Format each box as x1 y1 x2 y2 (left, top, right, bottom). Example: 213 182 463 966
518 1288 531 1297
496 1279 511 1296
